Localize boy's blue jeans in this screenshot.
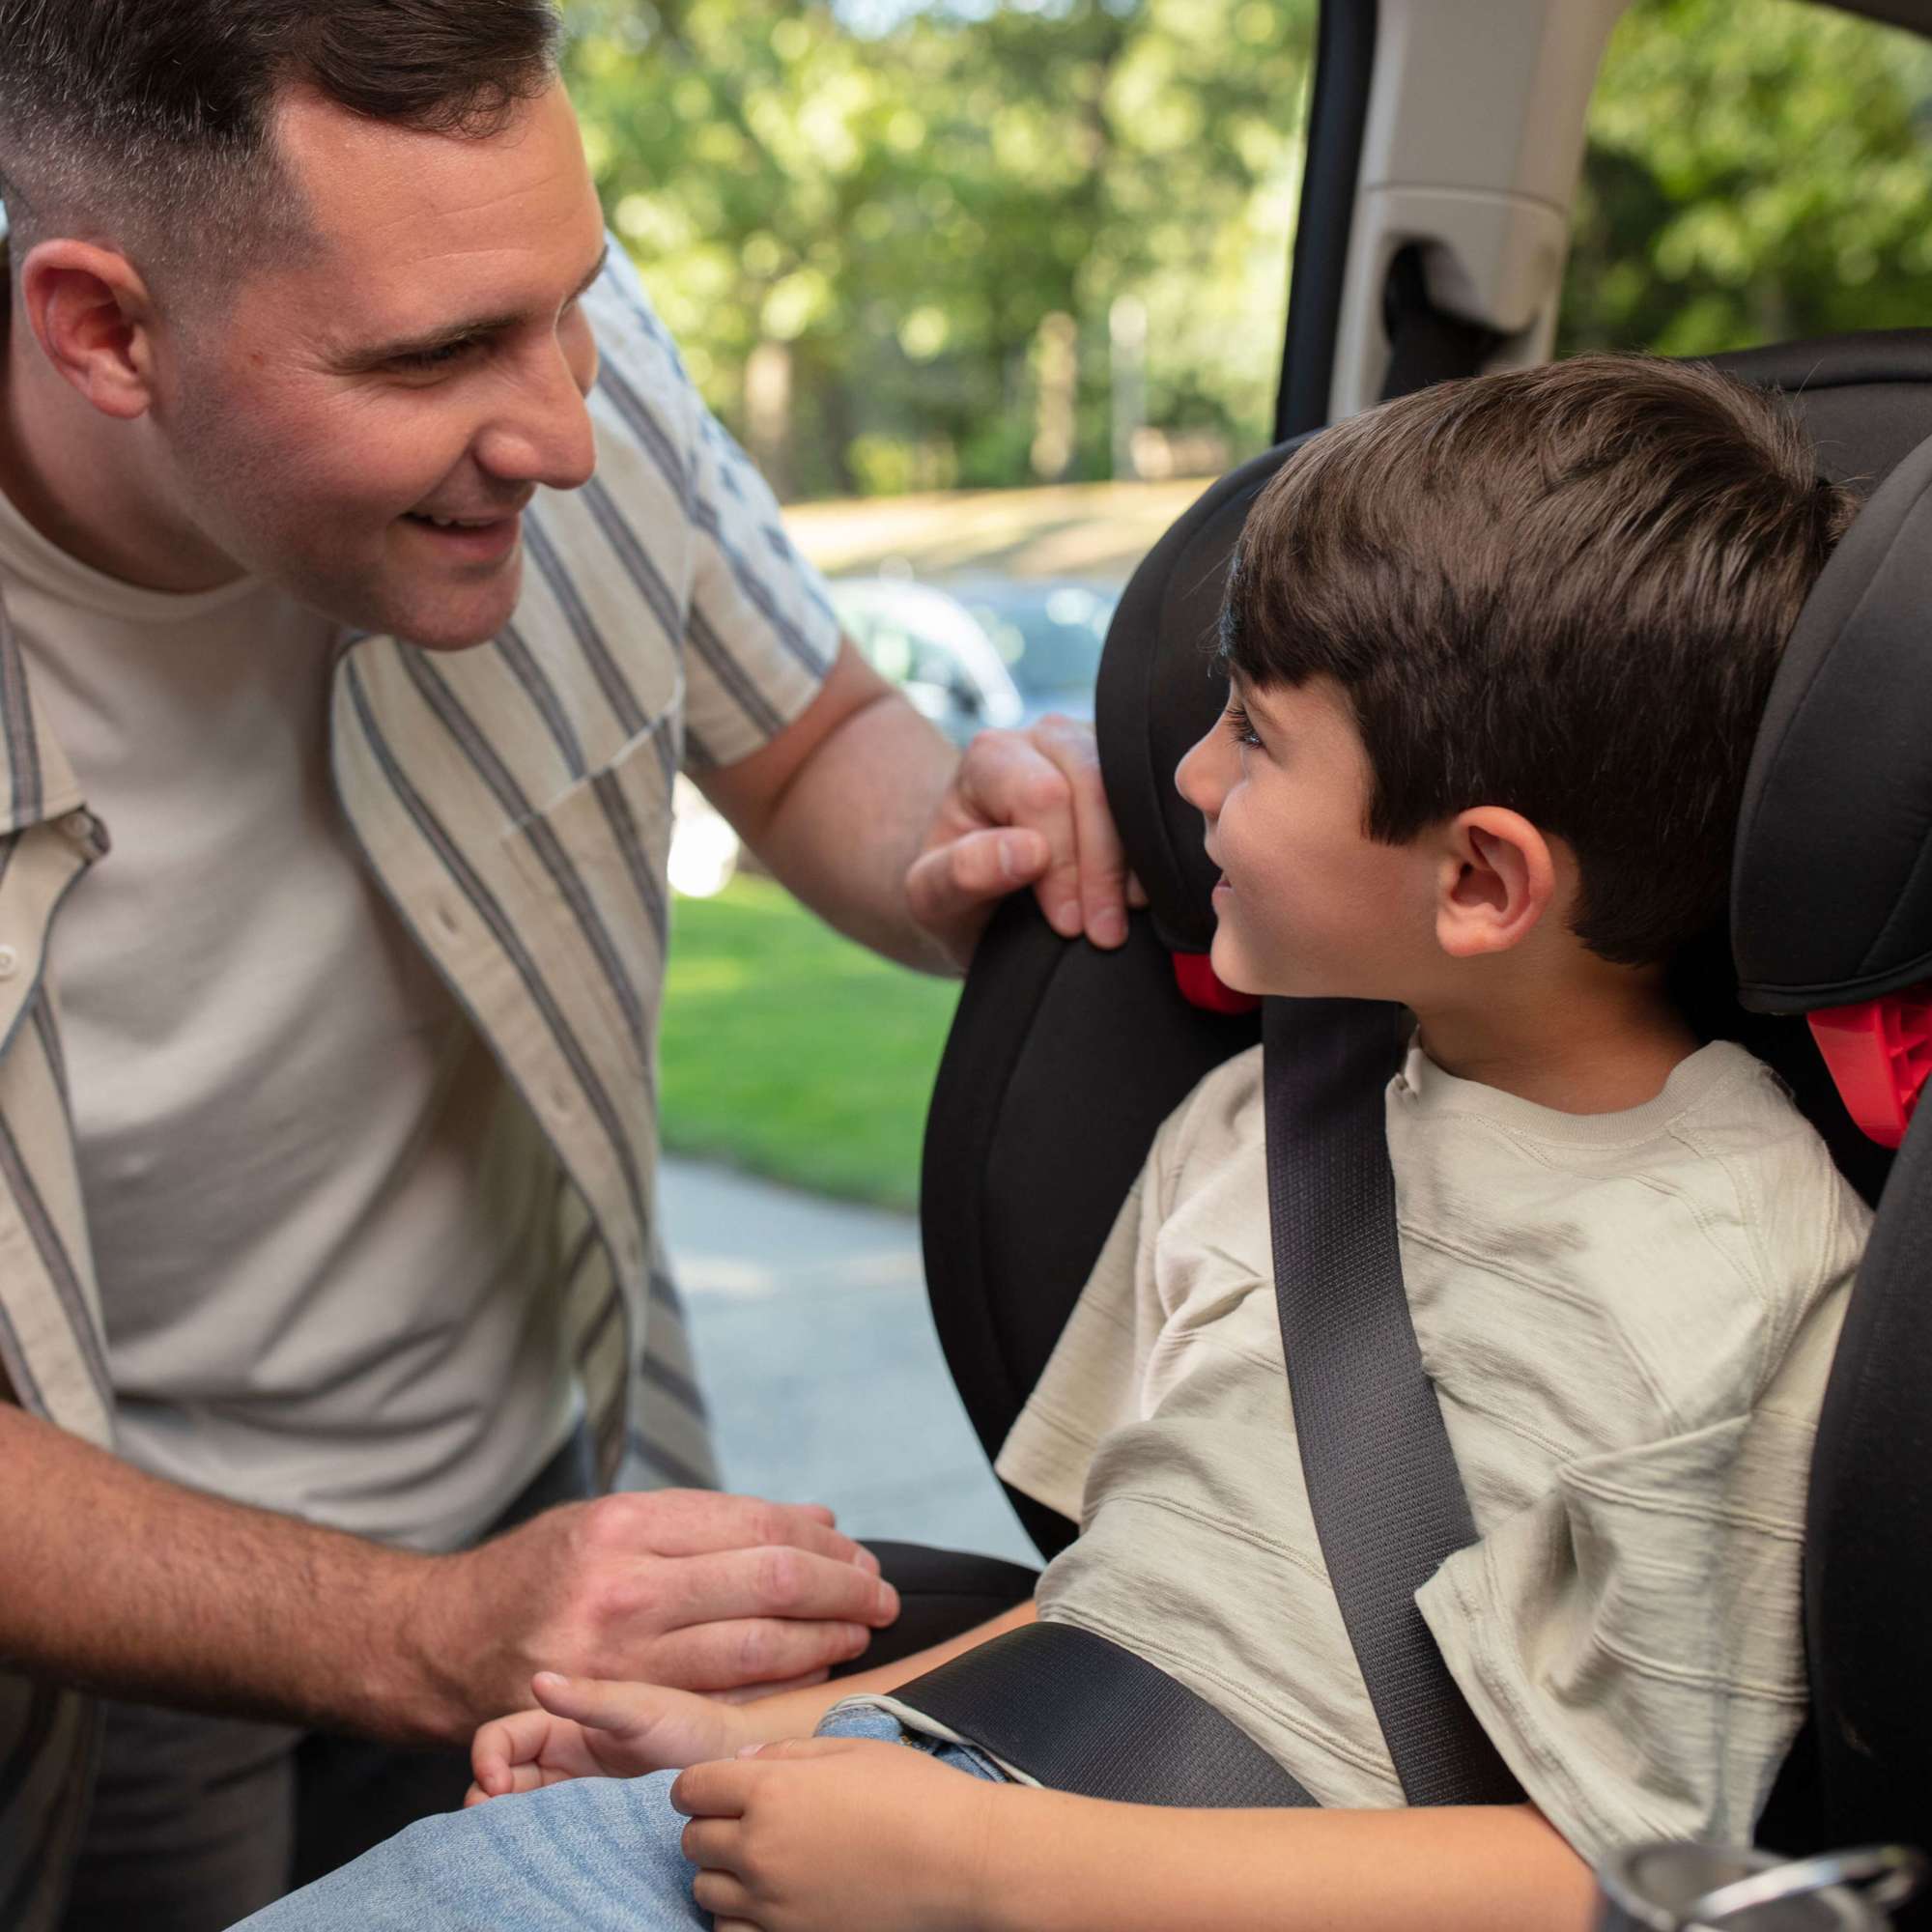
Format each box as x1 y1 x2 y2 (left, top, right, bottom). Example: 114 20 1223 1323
227 1704 1008 1931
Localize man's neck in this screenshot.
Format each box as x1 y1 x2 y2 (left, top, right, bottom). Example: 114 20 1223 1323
1412 967 1700 1115
0 277 242 594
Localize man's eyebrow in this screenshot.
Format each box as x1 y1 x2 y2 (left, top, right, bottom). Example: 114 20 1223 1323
344 242 611 367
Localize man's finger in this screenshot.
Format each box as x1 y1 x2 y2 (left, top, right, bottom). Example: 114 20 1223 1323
645 1614 877 1693
904 827 1049 946
714 1667 830 1705
1031 716 1129 948
649 1545 899 1634
950 734 1083 937
578 1491 877 1575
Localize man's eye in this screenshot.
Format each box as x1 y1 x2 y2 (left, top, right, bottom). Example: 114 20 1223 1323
1221 701 1262 749
392 338 481 374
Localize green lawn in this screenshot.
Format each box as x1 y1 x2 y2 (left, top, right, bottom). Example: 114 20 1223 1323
659 877 962 1211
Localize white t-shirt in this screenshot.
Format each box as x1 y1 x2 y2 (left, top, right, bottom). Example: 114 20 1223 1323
995 1038 1870 1860
0 485 577 1552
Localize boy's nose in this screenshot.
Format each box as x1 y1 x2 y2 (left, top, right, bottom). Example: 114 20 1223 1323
1175 724 1226 817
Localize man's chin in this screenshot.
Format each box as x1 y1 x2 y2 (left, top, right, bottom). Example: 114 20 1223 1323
375 560 526 653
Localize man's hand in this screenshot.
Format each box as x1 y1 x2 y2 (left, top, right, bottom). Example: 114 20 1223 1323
674 1736 1003 1932
403 1491 899 1743
905 714 1145 973
467 1670 754 1804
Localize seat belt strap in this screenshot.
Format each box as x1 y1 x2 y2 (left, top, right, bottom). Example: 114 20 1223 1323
888 1621 1317 1808
1264 997 1523 1805
1379 242 1506 402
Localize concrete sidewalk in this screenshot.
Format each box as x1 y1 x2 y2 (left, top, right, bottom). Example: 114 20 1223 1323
657 1156 1037 1569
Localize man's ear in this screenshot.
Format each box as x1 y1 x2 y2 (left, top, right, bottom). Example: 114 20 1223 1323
17 240 159 422
1434 806 1558 959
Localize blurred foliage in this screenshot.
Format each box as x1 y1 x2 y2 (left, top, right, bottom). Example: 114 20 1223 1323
1563 0 1932 354
562 0 1312 495
564 0 1932 497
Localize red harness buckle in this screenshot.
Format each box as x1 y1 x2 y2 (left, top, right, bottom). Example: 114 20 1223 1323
1807 990 1932 1149
1173 952 1263 1015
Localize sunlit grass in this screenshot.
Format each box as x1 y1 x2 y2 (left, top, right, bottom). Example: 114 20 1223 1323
659 876 962 1211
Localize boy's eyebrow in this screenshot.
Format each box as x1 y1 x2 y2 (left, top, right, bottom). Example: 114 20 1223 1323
338 242 611 368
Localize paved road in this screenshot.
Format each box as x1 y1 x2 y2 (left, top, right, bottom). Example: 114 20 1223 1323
658 1156 1039 1569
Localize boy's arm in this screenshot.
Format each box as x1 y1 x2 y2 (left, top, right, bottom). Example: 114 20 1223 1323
675 1744 1598 1932
983 1788 1596 1932
735 1596 1038 1744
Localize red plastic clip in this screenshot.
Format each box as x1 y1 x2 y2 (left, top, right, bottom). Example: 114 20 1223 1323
1173 952 1263 1015
1807 990 1932 1149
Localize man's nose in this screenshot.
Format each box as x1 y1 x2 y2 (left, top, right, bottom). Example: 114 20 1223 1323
474 343 599 496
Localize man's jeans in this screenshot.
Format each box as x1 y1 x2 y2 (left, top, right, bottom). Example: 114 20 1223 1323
230 1704 1009 1931
57 1426 600 1932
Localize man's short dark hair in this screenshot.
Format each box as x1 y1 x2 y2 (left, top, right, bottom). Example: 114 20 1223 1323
1219 354 1857 966
0 0 562 274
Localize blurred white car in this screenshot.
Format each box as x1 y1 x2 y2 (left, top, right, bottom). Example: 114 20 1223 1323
833 576 1119 741
831 578 1028 748
669 576 1122 896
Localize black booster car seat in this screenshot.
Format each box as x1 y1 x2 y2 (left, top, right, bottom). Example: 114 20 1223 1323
866 328 1932 1889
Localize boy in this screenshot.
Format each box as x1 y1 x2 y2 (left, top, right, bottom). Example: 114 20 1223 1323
237 355 1871 1932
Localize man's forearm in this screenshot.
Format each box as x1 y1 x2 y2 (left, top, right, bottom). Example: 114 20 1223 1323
711 687 962 974
0 1403 443 1740
979 1790 1597 1932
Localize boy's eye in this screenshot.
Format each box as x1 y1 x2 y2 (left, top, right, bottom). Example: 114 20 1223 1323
1221 701 1262 749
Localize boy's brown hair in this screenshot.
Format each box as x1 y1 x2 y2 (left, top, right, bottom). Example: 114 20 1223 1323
1220 354 1856 965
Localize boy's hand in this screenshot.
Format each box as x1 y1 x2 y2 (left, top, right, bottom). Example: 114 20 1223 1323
466 1671 753 1804
672 1737 1003 1932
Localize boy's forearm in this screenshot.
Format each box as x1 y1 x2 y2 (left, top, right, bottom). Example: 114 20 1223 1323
976 1790 1597 1932
740 1598 1038 1744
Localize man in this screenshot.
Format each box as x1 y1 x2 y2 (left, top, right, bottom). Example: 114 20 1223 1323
0 4 1134 1928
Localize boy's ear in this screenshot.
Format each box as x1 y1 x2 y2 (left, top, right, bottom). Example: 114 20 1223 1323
17 239 160 422
1434 807 1558 959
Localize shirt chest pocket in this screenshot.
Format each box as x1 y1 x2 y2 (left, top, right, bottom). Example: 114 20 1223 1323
499 712 680 1088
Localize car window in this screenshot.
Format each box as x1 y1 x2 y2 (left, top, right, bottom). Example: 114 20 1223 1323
1563 0 1932 357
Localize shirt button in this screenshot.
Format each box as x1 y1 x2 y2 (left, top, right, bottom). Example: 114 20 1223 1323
0 945 20 980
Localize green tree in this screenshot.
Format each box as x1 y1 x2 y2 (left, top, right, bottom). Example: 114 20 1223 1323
1564 0 1932 355
562 0 1313 496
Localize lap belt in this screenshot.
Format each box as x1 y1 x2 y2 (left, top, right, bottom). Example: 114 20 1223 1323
895 998 1523 1809
887 1622 1315 1807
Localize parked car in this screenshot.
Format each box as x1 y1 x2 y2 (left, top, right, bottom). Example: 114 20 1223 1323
671 575 1120 896
830 577 1027 748
949 578 1119 726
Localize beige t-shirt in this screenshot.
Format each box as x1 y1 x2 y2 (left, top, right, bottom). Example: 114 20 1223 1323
0 483 578 1552
996 1039 1869 1860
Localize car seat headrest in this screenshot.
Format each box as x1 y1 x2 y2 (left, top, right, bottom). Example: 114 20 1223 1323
1095 442 1309 959
1734 429 1932 1016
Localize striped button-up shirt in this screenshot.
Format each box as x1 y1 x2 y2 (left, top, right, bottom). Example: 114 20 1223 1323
0 243 838 1927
